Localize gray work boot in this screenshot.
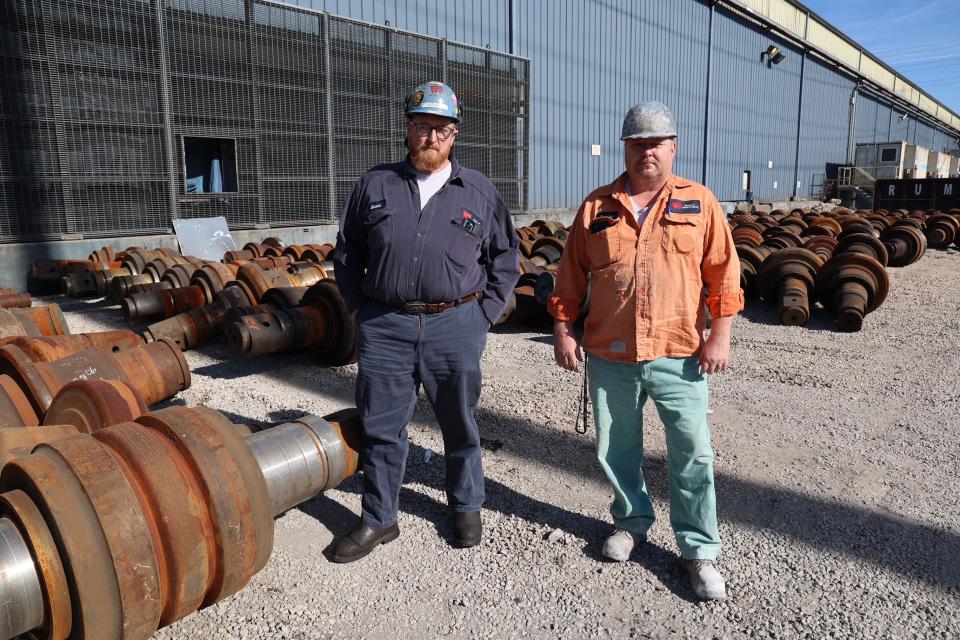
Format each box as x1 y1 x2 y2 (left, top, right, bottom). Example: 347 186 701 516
684 559 727 601
601 528 644 562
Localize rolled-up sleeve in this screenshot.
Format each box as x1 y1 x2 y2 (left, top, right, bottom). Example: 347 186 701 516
479 195 520 324
701 195 745 318
547 203 590 322
333 181 367 313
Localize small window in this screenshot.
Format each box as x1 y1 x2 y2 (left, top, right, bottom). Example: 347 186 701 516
879 147 898 163
183 137 238 193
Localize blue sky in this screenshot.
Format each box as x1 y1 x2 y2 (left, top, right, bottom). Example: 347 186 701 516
801 0 960 114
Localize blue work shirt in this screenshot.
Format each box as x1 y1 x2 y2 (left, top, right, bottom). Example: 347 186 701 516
334 156 520 325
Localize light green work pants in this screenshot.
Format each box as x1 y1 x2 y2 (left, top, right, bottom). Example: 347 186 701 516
586 354 721 560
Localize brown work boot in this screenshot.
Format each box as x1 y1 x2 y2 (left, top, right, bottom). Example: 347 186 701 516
331 521 400 563
452 511 482 548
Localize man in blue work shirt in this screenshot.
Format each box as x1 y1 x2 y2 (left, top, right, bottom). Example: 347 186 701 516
332 81 520 562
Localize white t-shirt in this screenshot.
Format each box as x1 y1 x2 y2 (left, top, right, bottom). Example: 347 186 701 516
416 164 452 211
625 180 652 227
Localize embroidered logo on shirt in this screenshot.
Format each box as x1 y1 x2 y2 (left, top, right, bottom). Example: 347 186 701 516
668 199 701 214
369 199 386 211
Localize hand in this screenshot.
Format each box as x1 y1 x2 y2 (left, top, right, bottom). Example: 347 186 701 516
699 315 732 374
554 321 582 372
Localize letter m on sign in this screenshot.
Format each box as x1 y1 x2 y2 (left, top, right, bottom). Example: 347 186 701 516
945 183 953 196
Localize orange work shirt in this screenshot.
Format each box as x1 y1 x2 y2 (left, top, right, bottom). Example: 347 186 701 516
548 172 744 363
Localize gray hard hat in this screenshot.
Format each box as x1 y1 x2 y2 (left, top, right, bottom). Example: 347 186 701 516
620 101 678 140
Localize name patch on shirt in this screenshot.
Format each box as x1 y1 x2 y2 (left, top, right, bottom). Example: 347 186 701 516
597 210 619 220
668 199 701 214
368 199 386 211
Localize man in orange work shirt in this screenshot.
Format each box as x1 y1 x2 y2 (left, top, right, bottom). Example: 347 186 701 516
548 101 743 601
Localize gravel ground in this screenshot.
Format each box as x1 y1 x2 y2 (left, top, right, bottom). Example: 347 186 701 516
51 248 959 639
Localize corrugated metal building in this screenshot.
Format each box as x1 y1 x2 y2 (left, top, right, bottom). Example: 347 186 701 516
1 0 959 256
298 0 960 205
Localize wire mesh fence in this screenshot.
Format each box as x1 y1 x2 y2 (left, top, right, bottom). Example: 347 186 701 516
0 0 529 242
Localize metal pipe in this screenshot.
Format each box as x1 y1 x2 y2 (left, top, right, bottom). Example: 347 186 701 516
792 49 806 199
846 83 859 165
243 415 351 517
0 518 44 639
701 0 715 186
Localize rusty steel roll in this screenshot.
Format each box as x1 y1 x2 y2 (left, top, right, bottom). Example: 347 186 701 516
0 376 40 427
110 273 157 301
233 264 325 305
225 280 355 365
299 243 335 263
510 273 553 326
833 233 889 266
802 236 838 263
0 338 189 417
533 271 557 306
925 213 959 249
529 237 565 266
43 379 148 434
120 249 163 276
223 249 256 263
815 253 889 332
757 248 823 326
122 284 207 322
0 402 363 640
161 263 202 289
881 224 927 267
61 267 131 298
31 260 94 285
141 256 194 283
0 331 144 363
143 285 254 350
88 247 117 265
0 293 31 309
241 242 266 257
735 244 771 299
192 263 240 304
0 305 70 340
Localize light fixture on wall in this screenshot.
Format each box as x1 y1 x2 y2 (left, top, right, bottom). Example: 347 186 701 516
760 45 786 67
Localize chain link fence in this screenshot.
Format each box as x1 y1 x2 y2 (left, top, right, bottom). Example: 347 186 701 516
0 0 529 242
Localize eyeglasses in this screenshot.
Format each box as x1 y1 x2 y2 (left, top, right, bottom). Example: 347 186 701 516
409 122 458 141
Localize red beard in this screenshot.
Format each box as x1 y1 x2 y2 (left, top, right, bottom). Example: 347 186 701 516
409 144 450 173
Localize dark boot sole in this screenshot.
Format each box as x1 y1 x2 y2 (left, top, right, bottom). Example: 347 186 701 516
453 535 481 548
331 528 400 563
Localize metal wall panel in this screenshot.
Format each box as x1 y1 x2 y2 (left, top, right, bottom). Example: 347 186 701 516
796 57 855 198
706 7 802 201
284 0 512 52
510 0 711 208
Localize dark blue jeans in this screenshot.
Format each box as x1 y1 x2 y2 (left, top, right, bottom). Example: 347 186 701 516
355 299 488 528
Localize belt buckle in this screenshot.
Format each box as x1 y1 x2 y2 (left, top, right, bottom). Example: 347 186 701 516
404 302 427 315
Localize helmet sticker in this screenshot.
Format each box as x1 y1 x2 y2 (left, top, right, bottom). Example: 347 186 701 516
411 90 424 107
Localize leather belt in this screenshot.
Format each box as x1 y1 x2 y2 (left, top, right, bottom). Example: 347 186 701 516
399 291 483 315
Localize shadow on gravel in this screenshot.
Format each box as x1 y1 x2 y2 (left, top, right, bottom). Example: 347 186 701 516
234 359 960 594
308 439 697 601
738 299 839 332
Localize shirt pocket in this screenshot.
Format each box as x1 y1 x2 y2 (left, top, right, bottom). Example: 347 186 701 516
445 218 482 272
362 208 393 252
659 214 701 255
586 217 622 269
